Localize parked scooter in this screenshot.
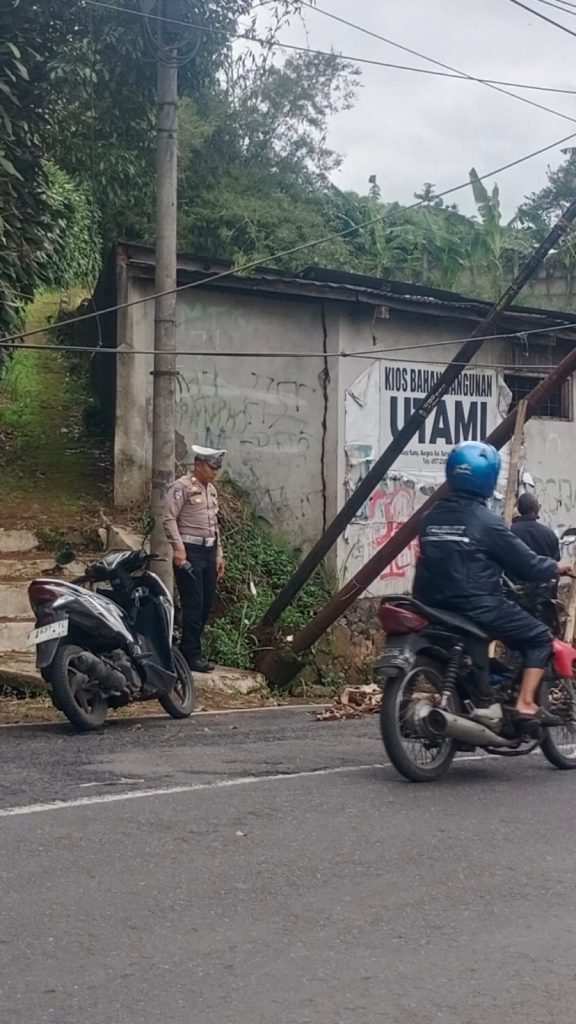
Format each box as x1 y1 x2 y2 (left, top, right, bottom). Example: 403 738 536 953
28 547 194 731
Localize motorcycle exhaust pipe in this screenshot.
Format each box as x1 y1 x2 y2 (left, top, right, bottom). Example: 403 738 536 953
73 652 128 694
427 708 515 749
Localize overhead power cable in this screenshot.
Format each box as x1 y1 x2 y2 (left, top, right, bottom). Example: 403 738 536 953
507 0 576 36
83 0 576 96
5 297 576 359
2 126 576 348
1 338 575 372
531 0 576 16
300 1 576 128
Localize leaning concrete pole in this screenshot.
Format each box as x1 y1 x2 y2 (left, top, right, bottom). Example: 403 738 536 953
261 343 576 683
256 196 576 637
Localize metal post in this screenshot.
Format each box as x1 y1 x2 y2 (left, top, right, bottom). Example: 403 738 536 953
150 0 178 586
503 398 528 525
256 197 576 634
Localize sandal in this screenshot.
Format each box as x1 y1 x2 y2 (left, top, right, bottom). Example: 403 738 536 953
515 709 565 728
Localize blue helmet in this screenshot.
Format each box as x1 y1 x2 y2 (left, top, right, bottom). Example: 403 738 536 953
446 442 501 498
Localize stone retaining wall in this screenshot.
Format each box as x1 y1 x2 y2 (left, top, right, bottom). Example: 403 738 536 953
313 598 387 687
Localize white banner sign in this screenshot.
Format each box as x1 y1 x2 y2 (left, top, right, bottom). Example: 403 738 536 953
343 359 511 594
379 361 508 481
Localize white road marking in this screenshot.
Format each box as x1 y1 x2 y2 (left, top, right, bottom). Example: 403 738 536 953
78 778 145 789
196 704 332 716
0 754 495 819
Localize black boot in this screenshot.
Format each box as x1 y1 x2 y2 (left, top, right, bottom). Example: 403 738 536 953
188 656 215 673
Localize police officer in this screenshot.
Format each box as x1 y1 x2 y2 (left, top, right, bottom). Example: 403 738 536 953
413 442 572 724
163 445 226 673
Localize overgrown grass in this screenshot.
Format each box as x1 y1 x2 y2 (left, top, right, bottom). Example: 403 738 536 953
0 289 111 524
203 482 332 670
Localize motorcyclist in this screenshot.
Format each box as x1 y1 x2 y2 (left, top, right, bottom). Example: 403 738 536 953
511 492 560 560
413 442 572 724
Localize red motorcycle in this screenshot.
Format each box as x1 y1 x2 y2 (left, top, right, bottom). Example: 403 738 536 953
374 579 576 782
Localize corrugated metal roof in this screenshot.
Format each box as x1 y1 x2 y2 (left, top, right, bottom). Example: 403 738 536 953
116 242 576 332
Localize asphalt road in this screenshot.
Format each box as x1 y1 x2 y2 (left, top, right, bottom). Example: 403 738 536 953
1 709 576 1024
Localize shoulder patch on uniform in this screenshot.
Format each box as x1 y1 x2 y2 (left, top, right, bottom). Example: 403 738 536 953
173 488 184 500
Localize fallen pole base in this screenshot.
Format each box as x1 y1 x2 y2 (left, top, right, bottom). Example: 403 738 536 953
257 646 304 688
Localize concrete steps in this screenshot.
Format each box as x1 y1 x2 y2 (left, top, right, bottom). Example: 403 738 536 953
0 651 40 691
0 530 85 689
0 527 269 702
0 530 39 555
0 558 54 581
0 584 32 619
0 620 33 654
0 530 52 658
0 525 145 691
0 522 144 665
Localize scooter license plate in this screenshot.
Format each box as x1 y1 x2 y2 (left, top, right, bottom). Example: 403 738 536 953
27 620 69 646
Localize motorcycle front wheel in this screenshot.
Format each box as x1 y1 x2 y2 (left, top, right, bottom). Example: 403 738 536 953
379 657 460 783
158 648 196 719
50 643 108 732
539 675 576 770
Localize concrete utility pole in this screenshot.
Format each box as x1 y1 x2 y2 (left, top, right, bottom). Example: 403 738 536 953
503 398 528 525
150 0 179 586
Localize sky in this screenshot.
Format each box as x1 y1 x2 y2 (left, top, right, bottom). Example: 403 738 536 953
250 0 576 218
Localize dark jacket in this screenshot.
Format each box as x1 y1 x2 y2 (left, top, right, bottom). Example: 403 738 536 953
413 492 558 610
511 514 560 560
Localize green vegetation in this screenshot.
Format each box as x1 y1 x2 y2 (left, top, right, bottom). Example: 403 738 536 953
203 483 331 670
4 0 576 333
0 291 111 525
3 0 576 528
0 0 101 338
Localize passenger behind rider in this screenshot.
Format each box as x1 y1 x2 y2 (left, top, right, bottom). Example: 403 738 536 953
511 492 561 559
413 442 573 723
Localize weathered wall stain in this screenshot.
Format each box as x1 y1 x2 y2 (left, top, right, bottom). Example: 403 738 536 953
534 476 576 532
529 432 576 536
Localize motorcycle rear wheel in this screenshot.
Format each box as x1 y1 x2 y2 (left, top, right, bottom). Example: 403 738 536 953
158 648 196 719
379 658 460 783
50 643 108 732
539 675 576 770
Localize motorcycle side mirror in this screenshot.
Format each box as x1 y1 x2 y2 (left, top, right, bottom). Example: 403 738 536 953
55 547 77 566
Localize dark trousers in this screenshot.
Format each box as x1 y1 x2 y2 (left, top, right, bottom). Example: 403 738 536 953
466 598 553 670
175 545 217 665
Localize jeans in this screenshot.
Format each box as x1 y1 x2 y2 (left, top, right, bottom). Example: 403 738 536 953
464 598 553 670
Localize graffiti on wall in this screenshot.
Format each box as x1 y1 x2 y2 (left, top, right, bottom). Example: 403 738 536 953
523 433 576 537
368 481 420 580
178 368 316 455
535 476 576 523
176 366 323 533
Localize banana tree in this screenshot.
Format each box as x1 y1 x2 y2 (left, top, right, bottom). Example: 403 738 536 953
409 206 475 291
469 168 531 299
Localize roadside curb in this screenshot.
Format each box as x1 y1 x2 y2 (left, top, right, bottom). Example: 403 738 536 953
0 703 331 735
0 659 269 699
